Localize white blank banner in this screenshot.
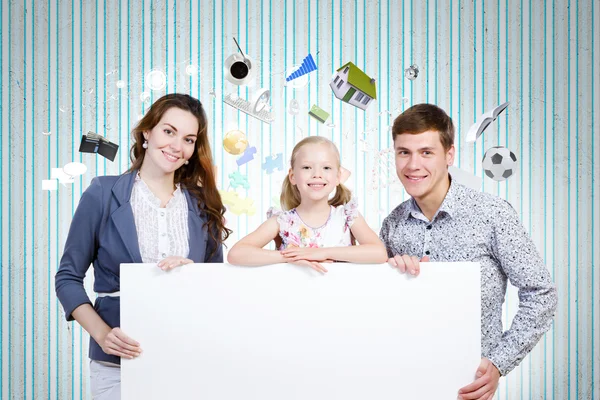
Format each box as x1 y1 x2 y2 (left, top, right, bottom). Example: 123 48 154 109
121 262 481 400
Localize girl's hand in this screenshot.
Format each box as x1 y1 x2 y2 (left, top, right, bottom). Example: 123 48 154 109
280 247 330 262
157 256 193 271
99 327 142 359
290 259 329 274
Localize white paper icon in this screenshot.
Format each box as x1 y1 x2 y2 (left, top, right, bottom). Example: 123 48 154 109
51 168 75 187
466 101 510 143
42 180 58 191
449 165 482 191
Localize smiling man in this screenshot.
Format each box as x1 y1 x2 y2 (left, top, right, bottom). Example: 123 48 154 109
379 104 557 400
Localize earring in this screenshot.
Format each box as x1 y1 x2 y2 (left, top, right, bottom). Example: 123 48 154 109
142 140 148 149
184 160 189 165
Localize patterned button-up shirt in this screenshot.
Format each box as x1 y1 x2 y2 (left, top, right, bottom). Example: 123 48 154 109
379 177 557 375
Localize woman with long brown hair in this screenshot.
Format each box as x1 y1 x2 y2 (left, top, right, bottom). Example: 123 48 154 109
55 93 230 399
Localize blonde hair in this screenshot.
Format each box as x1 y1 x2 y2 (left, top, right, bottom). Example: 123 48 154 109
280 136 352 211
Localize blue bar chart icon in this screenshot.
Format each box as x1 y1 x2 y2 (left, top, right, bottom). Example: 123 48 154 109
286 54 317 82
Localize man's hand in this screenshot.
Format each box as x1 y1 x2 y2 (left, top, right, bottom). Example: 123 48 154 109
458 358 500 400
387 255 430 276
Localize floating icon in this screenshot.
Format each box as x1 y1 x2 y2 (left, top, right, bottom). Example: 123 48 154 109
330 62 377 111
224 38 256 86
79 132 119 162
308 104 330 124
223 130 249 155
145 69 167 91
466 101 510 143
288 99 300 115
116 80 126 89
185 64 198 76
286 54 317 82
404 64 419 81
223 89 275 124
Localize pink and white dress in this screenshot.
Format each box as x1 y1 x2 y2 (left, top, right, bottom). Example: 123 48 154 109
266 198 359 250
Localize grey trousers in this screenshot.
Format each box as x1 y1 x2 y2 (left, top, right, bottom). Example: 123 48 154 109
90 360 121 400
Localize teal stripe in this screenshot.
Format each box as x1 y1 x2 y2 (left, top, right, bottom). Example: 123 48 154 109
387 0 390 215
410 0 413 105
55 0 59 396
567 0 572 396
543 1 548 397
434 0 437 104
0 0 3 391
103 0 106 174
456 0 464 168
591 0 595 397
354 0 357 207
552 0 556 396
481 0 485 195
504 0 509 395
54 0 60 400
174 0 176 92
8 0 12 395
79 1 84 396
46 1 51 395
575 0 580 397
23 0 28 396
197 0 199 100
528 0 533 395
72 0 77 394
308 0 310 138
378 0 381 226
473 0 477 178
119 0 122 174
166 0 169 93
449 0 452 119
127 0 130 164
426 0 429 103
30 1 36 393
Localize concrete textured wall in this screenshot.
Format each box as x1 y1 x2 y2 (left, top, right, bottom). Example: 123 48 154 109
0 0 598 398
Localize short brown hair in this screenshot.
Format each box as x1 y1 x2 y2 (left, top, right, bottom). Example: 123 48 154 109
391 103 455 150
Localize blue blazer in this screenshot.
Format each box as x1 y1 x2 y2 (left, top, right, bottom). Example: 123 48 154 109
55 170 223 364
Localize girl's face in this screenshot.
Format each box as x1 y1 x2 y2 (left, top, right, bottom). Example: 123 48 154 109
289 143 341 204
142 107 199 175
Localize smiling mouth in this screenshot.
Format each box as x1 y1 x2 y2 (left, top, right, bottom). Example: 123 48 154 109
162 150 180 162
405 175 427 182
308 183 326 189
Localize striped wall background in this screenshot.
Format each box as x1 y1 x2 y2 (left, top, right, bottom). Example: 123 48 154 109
0 0 598 398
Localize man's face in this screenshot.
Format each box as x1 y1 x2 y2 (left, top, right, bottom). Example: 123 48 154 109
393 130 455 202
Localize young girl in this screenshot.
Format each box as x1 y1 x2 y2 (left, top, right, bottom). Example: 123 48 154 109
55 93 230 399
227 136 387 272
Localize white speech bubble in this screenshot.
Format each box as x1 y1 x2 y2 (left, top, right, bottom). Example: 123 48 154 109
63 162 88 178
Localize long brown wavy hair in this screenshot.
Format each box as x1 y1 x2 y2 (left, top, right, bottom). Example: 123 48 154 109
127 93 231 255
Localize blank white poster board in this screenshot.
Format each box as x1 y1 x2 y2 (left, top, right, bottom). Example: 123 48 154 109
121 262 481 400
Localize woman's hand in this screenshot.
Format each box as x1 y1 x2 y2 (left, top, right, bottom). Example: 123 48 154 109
98 327 141 359
280 247 330 263
157 256 193 271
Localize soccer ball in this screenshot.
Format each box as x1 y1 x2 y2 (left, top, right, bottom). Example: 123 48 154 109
482 146 518 181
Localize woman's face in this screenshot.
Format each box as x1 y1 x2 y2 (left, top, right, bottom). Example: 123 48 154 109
143 107 199 175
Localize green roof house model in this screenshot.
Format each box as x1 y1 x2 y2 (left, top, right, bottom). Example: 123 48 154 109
329 62 377 111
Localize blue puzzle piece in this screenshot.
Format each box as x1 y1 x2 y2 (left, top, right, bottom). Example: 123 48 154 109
237 146 257 167
262 153 284 174
228 171 250 189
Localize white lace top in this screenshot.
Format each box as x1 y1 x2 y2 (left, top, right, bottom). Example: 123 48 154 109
130 173 190 263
